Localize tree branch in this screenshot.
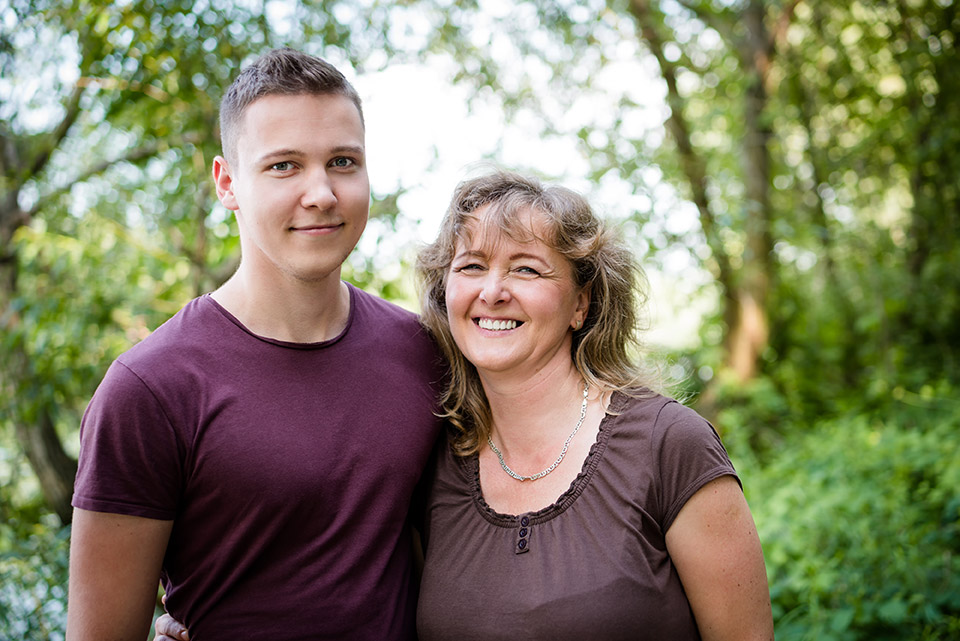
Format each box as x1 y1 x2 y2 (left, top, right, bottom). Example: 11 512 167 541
629 0 736 299
25 133 201 219
769 0 801 57
0 124 18 177
672 0 739 50
24 83 87 183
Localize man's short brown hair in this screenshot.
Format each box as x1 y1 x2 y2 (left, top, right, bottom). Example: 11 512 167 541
219 48 364 164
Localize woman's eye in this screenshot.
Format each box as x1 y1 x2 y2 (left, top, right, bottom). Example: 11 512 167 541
516 266 540 275
454 263 484 272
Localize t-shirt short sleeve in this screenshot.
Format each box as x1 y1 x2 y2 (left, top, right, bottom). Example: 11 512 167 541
72 360 184 520
655 400 739 533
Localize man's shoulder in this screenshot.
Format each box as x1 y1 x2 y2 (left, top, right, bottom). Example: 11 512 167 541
349 284 419 322
348 284 430 340
347 285 442 372
116 296 218 368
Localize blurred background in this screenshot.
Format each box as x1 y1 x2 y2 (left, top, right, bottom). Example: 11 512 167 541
1 1 958 639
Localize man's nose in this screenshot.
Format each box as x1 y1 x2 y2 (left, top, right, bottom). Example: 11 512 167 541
302 171 338 210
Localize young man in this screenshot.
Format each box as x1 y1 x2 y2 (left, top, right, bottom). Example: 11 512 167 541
67 49 444 641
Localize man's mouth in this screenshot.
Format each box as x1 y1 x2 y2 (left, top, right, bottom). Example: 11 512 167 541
291 222 343 234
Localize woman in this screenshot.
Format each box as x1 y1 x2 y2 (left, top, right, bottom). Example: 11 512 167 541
155 171 773 639
413 171 772 640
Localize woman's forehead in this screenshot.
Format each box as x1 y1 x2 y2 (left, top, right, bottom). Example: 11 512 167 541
457 204 553 249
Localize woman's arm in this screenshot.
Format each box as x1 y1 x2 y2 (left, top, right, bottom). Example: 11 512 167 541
665 475 775 641
154 610 190 641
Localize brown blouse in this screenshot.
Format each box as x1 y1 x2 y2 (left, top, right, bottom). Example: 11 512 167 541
416 392 739 640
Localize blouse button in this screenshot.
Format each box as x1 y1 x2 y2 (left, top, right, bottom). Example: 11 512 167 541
516 514 531 554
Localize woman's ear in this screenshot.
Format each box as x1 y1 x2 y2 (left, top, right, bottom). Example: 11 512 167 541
571 285 591 330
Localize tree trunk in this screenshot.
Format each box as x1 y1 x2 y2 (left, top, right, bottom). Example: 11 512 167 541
726 288 768 382
12 406 78 525
2 200 79 525
725 0 774 382
632 0 775 383
629 0 737 299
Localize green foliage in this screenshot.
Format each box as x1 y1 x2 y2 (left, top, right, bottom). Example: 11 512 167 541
760 0 960 411
736 393 960 640
0 498 70 641
6 209 197 413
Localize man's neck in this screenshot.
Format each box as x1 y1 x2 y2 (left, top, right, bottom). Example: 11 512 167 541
211 266 351 344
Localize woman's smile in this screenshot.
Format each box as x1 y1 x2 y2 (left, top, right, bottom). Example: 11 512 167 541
476 318 521 331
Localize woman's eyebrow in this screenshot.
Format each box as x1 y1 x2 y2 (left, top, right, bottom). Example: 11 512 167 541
453 249 486 261
508 251 549 264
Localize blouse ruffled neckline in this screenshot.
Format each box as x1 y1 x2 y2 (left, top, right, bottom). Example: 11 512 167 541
463 391 629 527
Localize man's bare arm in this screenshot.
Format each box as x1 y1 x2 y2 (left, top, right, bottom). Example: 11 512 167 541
66 508 173 641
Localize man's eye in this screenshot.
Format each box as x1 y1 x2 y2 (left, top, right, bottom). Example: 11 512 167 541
270 162 293 171
331 157 355 168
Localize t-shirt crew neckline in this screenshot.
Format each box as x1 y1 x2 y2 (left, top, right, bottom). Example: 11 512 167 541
464 390 630 527
201 286 356 350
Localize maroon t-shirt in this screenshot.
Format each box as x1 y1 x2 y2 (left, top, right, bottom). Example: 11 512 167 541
73 286 445 640
416 393 738 640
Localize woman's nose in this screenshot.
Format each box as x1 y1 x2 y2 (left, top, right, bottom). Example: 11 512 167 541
479 274 509 305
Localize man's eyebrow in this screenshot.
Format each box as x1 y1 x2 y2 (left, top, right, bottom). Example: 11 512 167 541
330 144 365 156
256 145 365 165
256 149 304 164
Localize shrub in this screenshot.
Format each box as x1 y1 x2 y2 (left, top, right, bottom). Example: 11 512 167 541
744 398 960 640
0 514 69 641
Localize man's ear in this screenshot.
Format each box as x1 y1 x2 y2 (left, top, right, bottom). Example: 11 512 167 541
212 156 239 211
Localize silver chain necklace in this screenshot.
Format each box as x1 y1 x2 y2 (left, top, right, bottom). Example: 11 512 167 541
487 382 589 482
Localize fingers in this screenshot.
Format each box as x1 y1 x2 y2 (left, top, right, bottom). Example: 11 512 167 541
154 613 190 641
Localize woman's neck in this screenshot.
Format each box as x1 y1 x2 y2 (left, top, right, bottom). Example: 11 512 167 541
481 365 587 457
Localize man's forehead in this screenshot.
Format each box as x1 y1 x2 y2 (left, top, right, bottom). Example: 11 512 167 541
232 94 363 160
244 90 361 115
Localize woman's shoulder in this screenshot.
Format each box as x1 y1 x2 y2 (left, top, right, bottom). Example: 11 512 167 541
609 389 719 445
609 388 677 418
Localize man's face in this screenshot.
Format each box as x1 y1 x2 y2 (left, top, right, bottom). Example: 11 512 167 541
214 93 369 287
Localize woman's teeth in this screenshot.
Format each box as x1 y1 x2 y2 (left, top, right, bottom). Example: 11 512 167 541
478 319 517 331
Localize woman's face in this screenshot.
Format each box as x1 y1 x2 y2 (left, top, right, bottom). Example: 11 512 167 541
444 205 589 381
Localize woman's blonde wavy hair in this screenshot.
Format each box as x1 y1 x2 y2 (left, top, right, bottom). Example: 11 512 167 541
416 171 658 455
